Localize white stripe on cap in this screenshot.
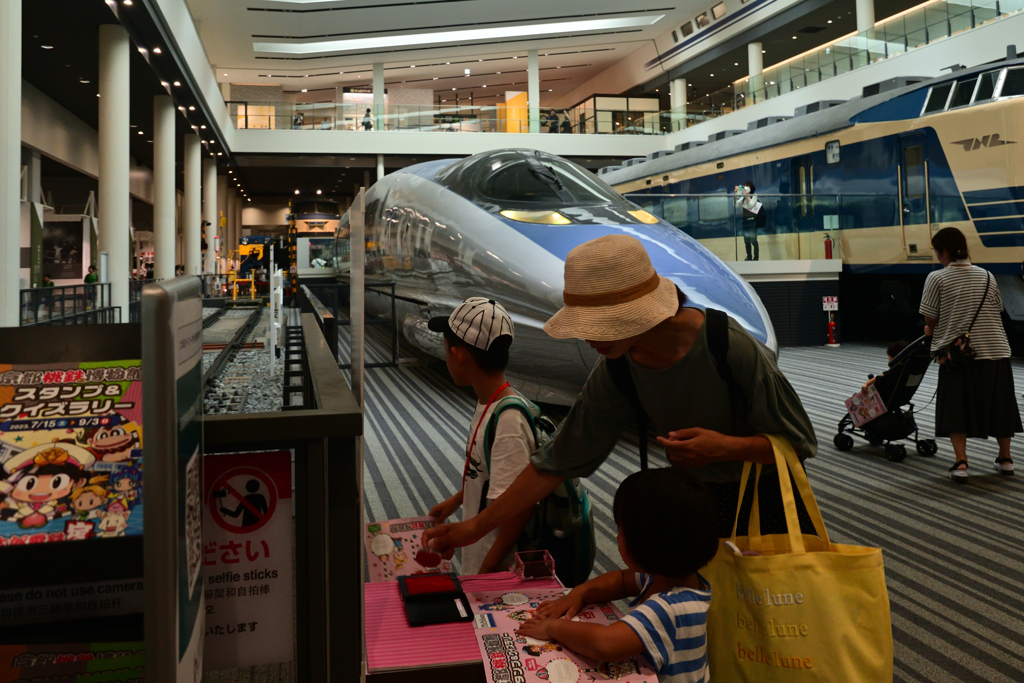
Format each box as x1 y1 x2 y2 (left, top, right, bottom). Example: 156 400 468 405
447 297 515 350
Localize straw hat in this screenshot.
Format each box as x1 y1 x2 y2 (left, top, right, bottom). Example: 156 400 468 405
544 235 678 342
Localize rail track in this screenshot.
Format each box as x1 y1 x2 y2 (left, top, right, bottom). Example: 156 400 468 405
202 308 264 414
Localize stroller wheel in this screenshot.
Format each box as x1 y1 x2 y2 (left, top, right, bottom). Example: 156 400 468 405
885 444 907 463
916 440 939 457
834 433 854 451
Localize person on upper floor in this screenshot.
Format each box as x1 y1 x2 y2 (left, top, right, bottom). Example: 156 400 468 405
423 234 818 558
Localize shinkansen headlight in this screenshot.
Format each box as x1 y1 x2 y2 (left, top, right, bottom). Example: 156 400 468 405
499 210 572 225
628 209 660 225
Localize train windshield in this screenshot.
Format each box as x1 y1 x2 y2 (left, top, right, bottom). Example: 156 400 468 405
435 150 625 209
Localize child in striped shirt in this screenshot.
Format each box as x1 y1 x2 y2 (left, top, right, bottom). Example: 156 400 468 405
517 468 720 683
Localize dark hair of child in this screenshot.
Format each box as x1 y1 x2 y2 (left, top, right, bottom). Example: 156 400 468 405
886 340 908 359
443 331 512 374
613 468 719 579
931 226 969 260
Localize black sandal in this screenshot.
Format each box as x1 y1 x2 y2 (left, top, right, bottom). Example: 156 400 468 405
948 461 969 483
994 457 1015 476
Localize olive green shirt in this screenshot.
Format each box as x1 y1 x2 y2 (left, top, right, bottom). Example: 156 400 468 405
531 313 817 484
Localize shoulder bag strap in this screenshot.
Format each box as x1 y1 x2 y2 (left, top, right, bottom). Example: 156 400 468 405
965 272 992 336
706 309 745 423
607 357 648 471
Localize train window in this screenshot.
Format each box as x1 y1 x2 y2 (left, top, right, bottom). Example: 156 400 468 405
478 154 622 206
972 70 999 103
923 83 953 113
695 12 710 28
999 67 1024 97
904 146 925 199
672 30 678 42
480 163 562 203
798 166 808 217
948 77 977 109
681 21 694 37
712 3 727 19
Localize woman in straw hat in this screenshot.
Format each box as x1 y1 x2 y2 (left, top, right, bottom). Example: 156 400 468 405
425 234 817 552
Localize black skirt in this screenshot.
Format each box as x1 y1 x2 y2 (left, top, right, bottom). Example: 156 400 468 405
935 358 1023 438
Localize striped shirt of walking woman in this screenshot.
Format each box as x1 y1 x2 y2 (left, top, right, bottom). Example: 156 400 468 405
920 227 1021 482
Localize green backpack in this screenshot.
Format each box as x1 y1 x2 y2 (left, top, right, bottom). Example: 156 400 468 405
483 394 596 587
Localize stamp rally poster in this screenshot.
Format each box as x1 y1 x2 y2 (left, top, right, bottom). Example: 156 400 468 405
0 361 143 545
469 587 657 683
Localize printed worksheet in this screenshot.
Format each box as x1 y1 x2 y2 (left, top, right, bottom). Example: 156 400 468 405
468 587 658 683
364 516 452 582
845 384 887 427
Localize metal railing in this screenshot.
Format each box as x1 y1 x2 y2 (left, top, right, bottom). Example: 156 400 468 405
19 283 120 326
129 279 157 323
676 0 1024 130
298 281 400 369
226 101 677 135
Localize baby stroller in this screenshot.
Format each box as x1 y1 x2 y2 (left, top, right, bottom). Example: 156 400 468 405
833 335 939 462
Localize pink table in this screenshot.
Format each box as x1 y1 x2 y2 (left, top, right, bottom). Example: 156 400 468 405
364 571 562 679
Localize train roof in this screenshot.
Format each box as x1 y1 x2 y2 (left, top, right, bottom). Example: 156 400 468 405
602 52 1024 187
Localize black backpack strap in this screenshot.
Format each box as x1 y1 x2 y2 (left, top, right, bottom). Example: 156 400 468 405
607 357 648 471
706 309 745 424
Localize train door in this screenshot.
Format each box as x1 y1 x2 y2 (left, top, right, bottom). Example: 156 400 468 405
899 134 931 259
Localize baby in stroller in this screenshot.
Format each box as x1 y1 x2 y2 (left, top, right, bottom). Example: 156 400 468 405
835 336 939 462
861 340 909 393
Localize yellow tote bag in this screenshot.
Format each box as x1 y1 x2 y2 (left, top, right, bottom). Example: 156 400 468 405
703 435 893 682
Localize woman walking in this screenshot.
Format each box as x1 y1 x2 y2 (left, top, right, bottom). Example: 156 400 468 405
920 227 1021 482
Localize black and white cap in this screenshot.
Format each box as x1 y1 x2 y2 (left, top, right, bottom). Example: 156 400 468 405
428 297 515 350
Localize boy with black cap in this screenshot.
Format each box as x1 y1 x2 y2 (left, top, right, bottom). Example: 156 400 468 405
427 297 536 574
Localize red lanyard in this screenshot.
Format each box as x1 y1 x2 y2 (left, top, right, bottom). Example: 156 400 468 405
462 382 511 490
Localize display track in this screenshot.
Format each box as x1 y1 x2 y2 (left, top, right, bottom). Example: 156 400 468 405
202 308 264 414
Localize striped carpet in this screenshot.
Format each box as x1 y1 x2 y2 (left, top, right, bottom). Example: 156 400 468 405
357 333 1024 683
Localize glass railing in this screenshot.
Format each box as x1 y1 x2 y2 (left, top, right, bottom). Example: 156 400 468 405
226 101 677 135
674 0 1023 131
626 192 907 262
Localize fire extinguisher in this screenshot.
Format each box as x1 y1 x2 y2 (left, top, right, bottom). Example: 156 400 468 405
827 311 840 347
823 232 834 259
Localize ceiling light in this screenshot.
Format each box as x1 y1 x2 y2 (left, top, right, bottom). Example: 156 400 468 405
301 89 307 92
137 131 144 135
123 0 132 5
130 124 137 128
138 47 146 54
161 81 169 87
452 87 456 91
734 62 738 66
253 15 665 55
200 125 206 129
465 68 471 75
153 47 162 54
410 65 416 68
217 152 222 156
317 189 322 195
433 77 438 80
188 106 195 110
295 190 300 195
710 73 714 76
178 106 185 111
762 50 766 53
96 93 100 97
79 78 90 84
41 45 53 50
173 81 180 86
497 71 501 74
223 73 228 76
792 35 797 39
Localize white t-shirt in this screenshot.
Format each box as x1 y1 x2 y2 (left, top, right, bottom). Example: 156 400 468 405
920 263 1010 360
460 398 534 575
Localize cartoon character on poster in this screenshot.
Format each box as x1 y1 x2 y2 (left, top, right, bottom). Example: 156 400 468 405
69 475 109 521
0 442 93 528
77 417 141 463
108 465 143 511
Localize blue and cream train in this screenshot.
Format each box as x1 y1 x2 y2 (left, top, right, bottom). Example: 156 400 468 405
603 53 1024 338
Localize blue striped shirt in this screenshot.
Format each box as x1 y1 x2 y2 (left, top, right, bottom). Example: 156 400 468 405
620 573 712 683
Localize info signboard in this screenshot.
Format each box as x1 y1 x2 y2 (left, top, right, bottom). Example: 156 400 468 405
142 278 204 683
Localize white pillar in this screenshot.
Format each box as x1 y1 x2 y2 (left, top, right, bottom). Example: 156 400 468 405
671 77 687 131
376 154 385 182
183 135 202 275
373 63 384 132
217 176 227 273
227 191 237 271
856 0 875 33
528 50 540 134
748 42 764 100
152 95 176 281
202 158 217 274
98 24 131 317
0 2 20 325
